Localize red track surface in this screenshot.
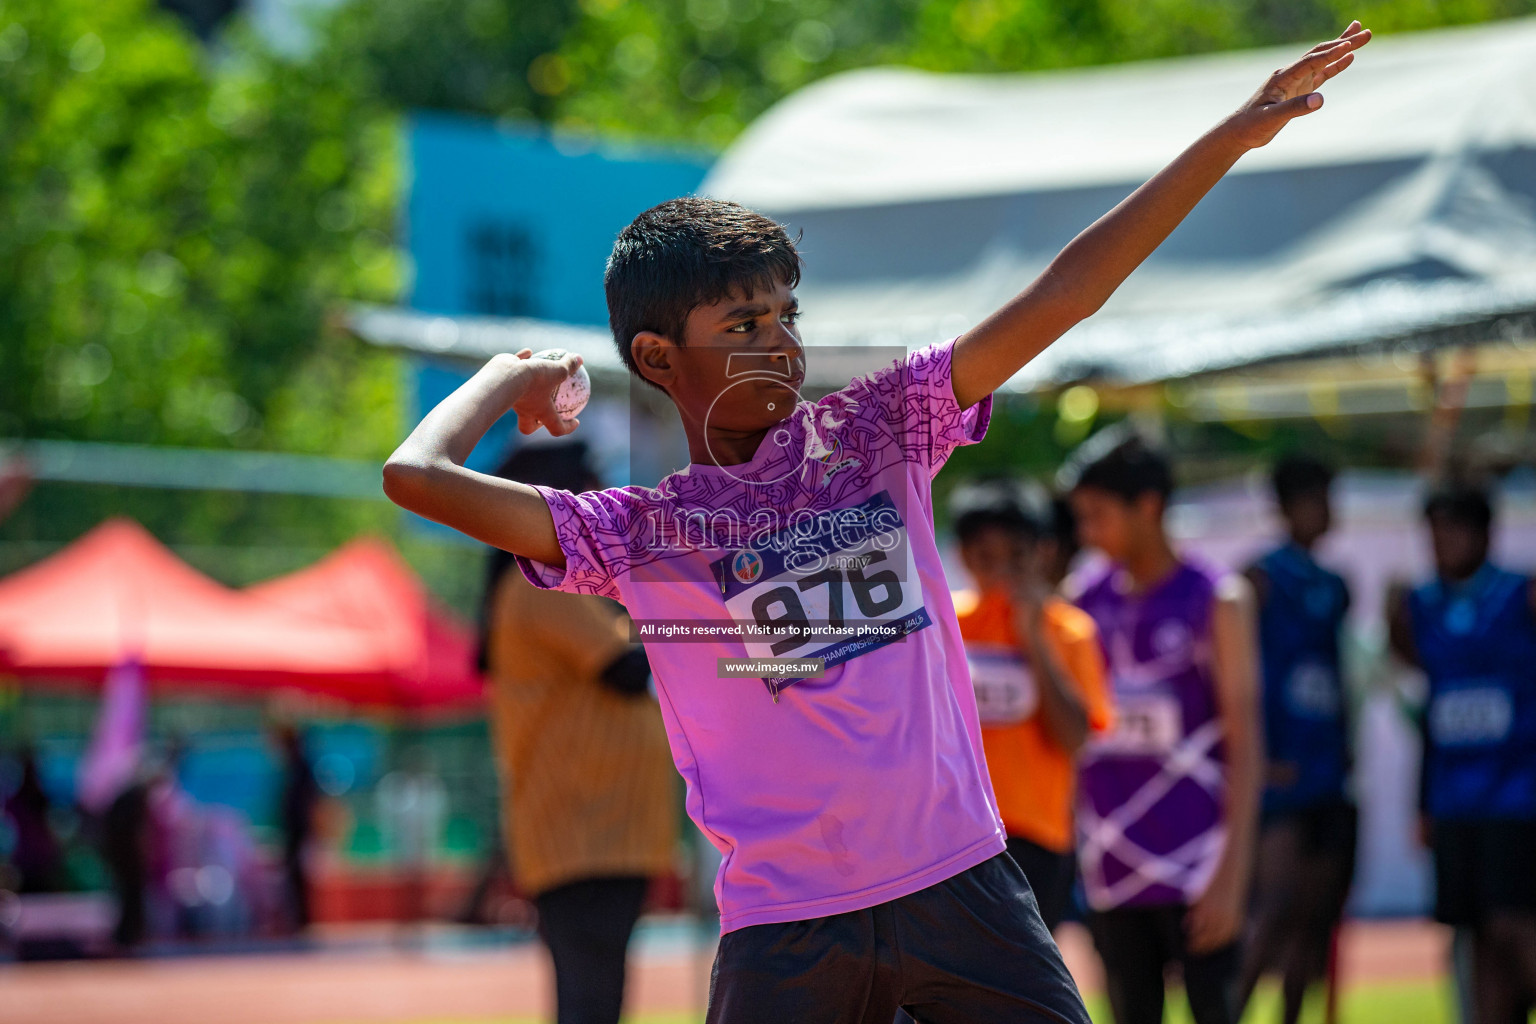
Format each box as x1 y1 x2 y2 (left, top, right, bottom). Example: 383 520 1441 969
0 919 1447 1024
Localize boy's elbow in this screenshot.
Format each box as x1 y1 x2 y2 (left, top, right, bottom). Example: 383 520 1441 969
1035 276 1103 332
1071 296 1108 325
1057 283 1109 326
381 454 433 509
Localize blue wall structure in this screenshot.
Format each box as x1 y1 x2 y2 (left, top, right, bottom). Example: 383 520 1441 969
409 113 710 323
404 113 710 477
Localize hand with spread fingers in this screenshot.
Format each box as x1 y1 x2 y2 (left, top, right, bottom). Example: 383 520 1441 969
505 347 585 437
1228 21 1372 150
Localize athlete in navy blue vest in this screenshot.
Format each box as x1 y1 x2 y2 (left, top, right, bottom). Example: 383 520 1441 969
1238 458 1356 1024
1389 483 1536 1024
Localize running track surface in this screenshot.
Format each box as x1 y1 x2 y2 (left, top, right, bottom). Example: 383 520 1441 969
0 919 1447 1024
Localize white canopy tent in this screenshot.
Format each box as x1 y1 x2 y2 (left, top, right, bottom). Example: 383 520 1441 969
703 18 1536 388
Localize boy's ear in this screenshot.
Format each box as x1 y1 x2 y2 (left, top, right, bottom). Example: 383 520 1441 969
631 331 677 389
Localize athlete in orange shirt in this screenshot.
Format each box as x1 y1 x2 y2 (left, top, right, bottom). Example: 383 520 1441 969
951 481 1115 930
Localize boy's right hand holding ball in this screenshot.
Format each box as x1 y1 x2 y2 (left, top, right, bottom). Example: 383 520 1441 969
501 348 586 437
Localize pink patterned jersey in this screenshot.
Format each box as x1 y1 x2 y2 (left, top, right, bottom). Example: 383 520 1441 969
516 339 1006 932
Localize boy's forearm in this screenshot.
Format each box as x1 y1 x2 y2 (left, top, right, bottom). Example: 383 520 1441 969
1017 608 1089 751
1045 123 1247 323
1208 583 1264 895
952 122 1247 408
1215 717 1262 889
387 354 527 472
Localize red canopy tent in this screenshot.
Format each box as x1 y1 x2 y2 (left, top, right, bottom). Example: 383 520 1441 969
246 538 483 715
0 519 401 701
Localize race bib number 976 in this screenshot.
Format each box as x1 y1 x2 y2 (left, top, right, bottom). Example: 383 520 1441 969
711 491 932 694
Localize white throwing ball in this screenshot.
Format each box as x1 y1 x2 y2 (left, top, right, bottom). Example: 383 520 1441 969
532 348 590 419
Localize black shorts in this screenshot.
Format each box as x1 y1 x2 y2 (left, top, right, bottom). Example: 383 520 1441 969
1005 836 1078 933
1262 799 1358 861
1258 800 1357 912
1088 905 1240 1024
1432 819 1536 926
706 852 1090 1024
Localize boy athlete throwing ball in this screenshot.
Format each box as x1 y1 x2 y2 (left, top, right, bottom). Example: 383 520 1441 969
384 25 1368 1022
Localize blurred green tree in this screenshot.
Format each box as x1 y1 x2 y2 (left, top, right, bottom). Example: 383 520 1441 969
0 0 402 458
302 0 1536 150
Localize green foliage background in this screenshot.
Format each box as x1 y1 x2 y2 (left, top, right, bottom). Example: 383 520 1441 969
0 0 401 455
312 0 1536 150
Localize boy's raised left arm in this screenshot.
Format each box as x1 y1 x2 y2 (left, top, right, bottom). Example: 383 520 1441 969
950 22 1370 410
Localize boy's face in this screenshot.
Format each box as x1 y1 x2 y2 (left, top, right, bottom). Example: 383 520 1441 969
1428 513 1489 582
631 277 806 438
1281 489 1332 547
959 525 1032 594
1070 486 1161 563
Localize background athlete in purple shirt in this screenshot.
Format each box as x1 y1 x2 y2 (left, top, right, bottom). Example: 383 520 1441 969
1063 431 1263 1024
382 23 1367 1023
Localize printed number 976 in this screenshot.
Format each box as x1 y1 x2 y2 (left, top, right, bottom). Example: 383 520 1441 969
752 550 903 655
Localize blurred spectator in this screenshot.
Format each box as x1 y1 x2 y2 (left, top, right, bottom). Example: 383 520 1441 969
274 723 319 933
146 739 192 938
76 659 152 950
101 769 152 949
481 441 677 1024
947 480 1113 931
1389 482 1536 1024
1061 430 1263 1024
3 748 65 894
1239 457 1356 1023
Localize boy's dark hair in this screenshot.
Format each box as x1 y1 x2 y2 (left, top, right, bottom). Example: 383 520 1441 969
949 479 1047 545
1058 426 1173 504
1272 455 1335 507
1423 480 1493 534
605 197 803 381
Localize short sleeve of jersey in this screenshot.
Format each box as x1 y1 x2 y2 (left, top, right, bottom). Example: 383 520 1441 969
852 337 992 475
514 485 644 600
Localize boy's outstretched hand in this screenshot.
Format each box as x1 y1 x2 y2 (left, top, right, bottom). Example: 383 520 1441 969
950 20 1371 410
1227 21 1372 150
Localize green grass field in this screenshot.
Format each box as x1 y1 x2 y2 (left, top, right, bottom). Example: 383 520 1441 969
390 979 1454 1024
